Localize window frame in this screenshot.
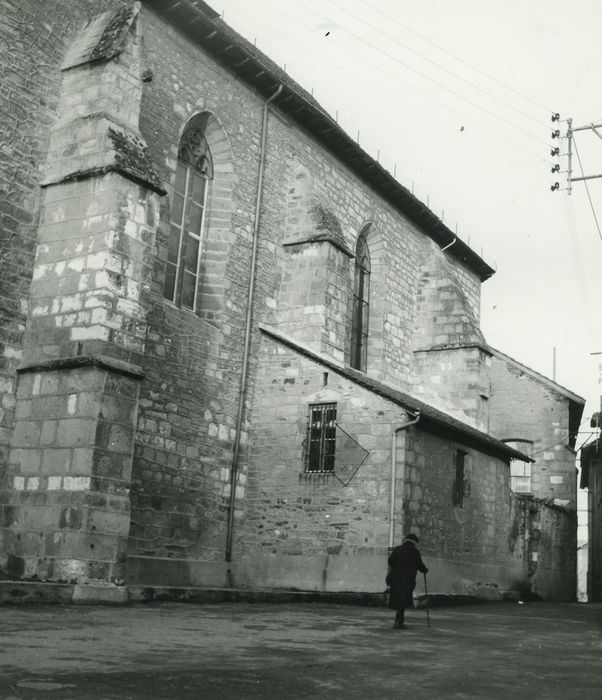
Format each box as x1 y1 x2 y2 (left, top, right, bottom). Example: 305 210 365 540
350 233 371 371
504 440 534 494
305 402 337 473
163 123 214 312
452 449 467 507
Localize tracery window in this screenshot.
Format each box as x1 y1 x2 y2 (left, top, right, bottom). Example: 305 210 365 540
163 119 214 311
350 232 371 371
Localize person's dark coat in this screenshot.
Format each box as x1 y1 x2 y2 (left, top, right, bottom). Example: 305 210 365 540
387 540 428 610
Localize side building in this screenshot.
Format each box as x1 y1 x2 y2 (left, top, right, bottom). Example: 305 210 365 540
0 0 583 603
488 349 584 601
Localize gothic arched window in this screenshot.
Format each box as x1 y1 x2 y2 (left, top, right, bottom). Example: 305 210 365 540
163 116 214 311
350 232 371 371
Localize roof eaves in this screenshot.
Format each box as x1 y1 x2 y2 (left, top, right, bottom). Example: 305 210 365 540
144 0 495 282
489 346 585 404
259 323 532 462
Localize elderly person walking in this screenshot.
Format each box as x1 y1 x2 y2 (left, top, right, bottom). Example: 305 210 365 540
386 533 428 629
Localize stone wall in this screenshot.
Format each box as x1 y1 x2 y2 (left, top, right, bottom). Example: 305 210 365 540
0 2 161 596
489 354 578 507
1 363 138 588
277 240 352 362
410 244 491 431
512 495 577 601
127 4 489 573
126 6 275 566
230 331 521 596
0 1 570 601
0 0 125 516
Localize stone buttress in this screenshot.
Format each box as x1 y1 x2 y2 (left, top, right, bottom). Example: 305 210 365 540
0 4 164 601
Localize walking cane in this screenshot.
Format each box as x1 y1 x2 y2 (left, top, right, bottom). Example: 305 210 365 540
423 572 430 628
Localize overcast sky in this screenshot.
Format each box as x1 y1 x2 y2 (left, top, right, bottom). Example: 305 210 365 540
209 0 602 435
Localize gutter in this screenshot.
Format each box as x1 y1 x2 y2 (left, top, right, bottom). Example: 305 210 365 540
259 323 532 464
389 412 421 549
225 83 283 564
144 0 495 282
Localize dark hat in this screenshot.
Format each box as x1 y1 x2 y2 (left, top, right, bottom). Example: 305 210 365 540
404 533 419 543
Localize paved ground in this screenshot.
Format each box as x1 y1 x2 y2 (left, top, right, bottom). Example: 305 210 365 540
1 601 601 699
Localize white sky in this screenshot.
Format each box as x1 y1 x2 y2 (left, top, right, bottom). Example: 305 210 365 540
209 0 602 443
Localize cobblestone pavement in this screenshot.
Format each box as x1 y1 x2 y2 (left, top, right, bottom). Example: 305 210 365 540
1 601 601 699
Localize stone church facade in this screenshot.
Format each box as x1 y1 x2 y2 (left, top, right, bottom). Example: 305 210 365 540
0 0 584 602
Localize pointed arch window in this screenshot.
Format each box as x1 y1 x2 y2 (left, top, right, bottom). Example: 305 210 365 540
163 117 214 311
350 232 371 371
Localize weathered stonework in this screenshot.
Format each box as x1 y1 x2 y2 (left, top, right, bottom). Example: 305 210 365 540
0 2 160 593
0 0 585 602
489 350 581 506
1 361 139 585
234 330 523 595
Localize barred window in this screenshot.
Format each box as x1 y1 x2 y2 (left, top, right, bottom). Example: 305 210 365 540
164 117 214 311
306 403 337 472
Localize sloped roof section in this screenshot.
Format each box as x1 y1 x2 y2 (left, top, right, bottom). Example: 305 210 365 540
489 347 585 405
490 346 585 450
259 323 533 463
63 3 139 70
144 0 495 281
413 249 487 351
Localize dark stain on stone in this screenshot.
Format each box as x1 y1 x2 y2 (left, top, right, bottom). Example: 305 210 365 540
6 554 25 578
108 127 164 194
89 6 135 64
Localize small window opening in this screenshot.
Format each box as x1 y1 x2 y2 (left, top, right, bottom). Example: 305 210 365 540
452 450 466 507
504 440 534 494
305 403 337 473
350 232 370 371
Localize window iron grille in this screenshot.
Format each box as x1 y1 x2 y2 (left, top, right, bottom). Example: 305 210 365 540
302 404 369 486
305 403 337 473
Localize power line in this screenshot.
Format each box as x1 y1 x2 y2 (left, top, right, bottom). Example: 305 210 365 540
356 0 555 116
226 0 549 171
573 139 602 242
290 0 551 148
255 0 548 165
561 195 597 346
332 0 553 131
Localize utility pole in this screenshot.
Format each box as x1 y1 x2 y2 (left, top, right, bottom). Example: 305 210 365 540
553 116 602 194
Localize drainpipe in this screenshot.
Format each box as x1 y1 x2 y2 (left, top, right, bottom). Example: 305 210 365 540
389 411 421 550
441 237 457 252
225 84 283 564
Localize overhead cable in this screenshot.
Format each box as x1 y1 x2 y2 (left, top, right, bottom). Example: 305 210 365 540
356 0 556 116
291 0 550 147
574 139 602 242
334 0 553 131
256 0 548 164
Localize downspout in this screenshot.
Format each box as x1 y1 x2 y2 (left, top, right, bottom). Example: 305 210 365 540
441 237 457 252
389 411 421 550
225 83 283 564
